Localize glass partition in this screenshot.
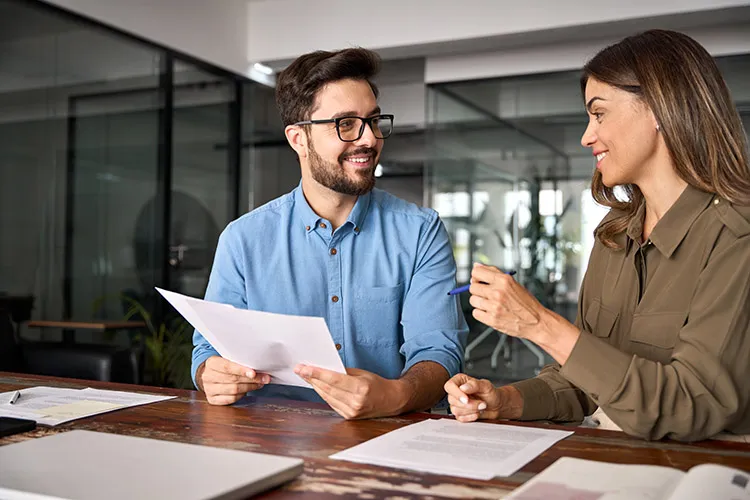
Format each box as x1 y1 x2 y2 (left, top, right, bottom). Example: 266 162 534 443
427 55 750 382
0 0 259 357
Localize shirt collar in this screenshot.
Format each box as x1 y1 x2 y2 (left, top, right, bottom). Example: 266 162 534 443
293 182 372 235
345 189 372 235
293 183 323 233
626 184 715 258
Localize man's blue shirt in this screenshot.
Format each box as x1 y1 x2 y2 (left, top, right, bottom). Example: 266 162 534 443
192 184 468 401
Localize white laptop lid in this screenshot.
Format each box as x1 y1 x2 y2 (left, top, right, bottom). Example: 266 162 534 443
0 430 303 500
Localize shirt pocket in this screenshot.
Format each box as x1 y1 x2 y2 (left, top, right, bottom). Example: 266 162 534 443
630 311 685 350
584 299 619 338
350 284 403 345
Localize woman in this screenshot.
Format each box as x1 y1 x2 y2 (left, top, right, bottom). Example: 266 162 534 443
445 29 750 442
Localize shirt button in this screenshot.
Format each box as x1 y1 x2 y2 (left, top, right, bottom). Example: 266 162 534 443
354 226 360 233
319 222 327 229
330 248 337 255
714 199 720 205
335 343 342 351
305 225 310 231
331 295 339 303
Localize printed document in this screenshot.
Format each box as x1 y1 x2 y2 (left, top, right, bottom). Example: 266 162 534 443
0 386 175 426
156 287 346 388
331 418 573 480
505 456 750 499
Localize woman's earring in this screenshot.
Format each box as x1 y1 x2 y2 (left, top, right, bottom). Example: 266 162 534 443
656 124 661 131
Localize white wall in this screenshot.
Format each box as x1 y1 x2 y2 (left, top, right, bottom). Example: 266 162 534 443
248 0 750 64
426 22 750 83
41 0 250 76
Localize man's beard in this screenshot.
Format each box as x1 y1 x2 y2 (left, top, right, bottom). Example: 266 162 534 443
308 137 377 196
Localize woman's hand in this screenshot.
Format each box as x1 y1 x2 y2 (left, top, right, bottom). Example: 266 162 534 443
444 374 523 422
468 263 581 365
468 263 545 339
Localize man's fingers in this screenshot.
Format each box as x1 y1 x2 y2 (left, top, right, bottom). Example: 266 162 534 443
206 393 245 406
296 364 355 391
307 377 354 404
206 382 264 396
203 369 270 385
307 379 356 419
209 356 256 379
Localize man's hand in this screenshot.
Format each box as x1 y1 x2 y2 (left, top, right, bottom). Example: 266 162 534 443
294 364 407 419
197 356 271 405
444 373 523 422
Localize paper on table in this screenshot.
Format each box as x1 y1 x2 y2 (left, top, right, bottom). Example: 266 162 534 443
331 418 574 480
79 388 174 405
41 401 122 419
0 406 47 421
504 456 684 499
156 287 346 388
2 386 81 408
0 387 175 426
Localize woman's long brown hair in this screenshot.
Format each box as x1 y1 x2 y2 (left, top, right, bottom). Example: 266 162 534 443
581 29 750 249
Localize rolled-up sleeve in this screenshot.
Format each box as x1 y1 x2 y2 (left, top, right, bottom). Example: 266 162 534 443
399 213 468 378
561 233 750 441
512 269 598 422
191 224 247 387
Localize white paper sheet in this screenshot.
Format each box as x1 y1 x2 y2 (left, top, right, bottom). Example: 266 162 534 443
505 456 684 499
0 387 175 426
156 287 346 388
331 418 573 480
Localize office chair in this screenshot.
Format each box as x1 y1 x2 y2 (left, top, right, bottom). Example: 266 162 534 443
464 326 545 373
0 309 139 383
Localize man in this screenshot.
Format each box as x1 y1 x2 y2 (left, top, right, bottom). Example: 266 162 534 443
192 48 467 419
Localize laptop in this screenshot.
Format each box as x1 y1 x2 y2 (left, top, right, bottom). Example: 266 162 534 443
0 430 304 499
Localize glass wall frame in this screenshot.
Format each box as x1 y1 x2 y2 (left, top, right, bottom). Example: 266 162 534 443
0 0 259 338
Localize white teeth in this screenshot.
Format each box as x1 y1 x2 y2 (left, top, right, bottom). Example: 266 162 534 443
347 157 369 163
596 152 608 161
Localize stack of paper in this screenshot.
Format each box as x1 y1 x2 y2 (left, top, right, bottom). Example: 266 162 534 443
156 287 346 388
331 418 573 480
505 456 750 500
0 386 175 426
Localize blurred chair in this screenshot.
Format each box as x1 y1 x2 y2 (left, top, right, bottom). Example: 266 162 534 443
0 309 139 383
464 326 545 373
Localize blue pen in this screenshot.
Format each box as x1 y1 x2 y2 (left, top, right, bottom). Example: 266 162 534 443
447 270 517 295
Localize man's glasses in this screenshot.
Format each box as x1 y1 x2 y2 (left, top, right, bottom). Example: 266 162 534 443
294 114 394 142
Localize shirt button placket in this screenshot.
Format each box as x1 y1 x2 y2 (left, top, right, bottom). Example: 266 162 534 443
328 235 344 362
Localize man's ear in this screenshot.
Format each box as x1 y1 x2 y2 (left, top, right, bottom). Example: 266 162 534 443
285 125 308 159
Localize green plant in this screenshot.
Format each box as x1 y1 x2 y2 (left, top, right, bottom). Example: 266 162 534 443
92 293 194 389
120 296 194 389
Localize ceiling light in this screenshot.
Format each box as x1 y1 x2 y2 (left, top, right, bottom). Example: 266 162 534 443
375 164 383 177
252 63 274 75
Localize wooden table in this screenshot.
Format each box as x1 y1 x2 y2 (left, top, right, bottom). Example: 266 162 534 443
2 372 750 499
25 320 146 344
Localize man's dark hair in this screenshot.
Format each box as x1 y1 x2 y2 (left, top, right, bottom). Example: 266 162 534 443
275 48 381 126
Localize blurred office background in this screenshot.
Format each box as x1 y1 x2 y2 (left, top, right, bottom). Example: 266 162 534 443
1 0 749 387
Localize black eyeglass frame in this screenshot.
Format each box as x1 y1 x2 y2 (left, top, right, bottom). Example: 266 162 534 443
293 114 394 142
